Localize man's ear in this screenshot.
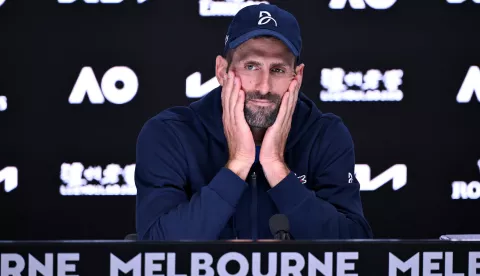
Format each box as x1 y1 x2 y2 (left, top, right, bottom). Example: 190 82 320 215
215 55 228 86
295 63 305 79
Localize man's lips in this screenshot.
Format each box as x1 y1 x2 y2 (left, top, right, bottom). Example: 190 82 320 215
249 99 274 106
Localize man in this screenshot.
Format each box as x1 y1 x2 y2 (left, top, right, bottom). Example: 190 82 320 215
135 4 373 240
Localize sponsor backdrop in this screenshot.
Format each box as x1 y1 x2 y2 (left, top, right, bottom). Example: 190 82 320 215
0 0 479 240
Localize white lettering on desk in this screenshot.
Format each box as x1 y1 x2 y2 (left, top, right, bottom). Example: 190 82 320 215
4 251 477 276
111 253 186 276
0 253 79 276
110 251 359 276
389 251 480 276
192 251 359 276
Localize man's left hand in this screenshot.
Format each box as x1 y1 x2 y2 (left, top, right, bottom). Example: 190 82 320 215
260 74 302 188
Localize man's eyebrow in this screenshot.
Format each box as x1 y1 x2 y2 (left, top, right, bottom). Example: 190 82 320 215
241 59 263 65
270 61 291 68
240 59 291 68
236 50 294 67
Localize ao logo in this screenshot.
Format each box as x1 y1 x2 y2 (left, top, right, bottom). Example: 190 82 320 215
0 167 18 193
456 66 480 103
329 0 397 9
356 164 407 191
68 66 138 105
58 0 147 3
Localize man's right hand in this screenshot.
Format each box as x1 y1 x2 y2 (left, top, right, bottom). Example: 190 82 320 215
221 71 255 180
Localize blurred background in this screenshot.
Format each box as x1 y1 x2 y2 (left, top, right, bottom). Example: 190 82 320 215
0 0 479 240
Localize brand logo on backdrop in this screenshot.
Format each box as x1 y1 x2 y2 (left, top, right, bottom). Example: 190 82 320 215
356 164 407 191
447 0 480 3
320 68 404 102
60 162 136 196
329 0 397 9
58 0 147 4
186 72 220 99
199 0 269 17
451 159 480 200
0 96 7 112
68 66 138 105
0 167 18 193
456 66 480 103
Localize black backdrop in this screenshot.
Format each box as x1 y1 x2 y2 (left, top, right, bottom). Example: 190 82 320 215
0 0 479 240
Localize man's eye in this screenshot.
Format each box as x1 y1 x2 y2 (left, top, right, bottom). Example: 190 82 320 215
245 64 257 71
271 68 286 73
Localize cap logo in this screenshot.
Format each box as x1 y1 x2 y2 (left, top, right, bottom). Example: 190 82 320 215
225 35 229 46
258 11 277 27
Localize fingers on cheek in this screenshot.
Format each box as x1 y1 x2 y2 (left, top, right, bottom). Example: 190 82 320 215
279 93 289 120
284 92 290 105
289 80 296 92
287 93 294 117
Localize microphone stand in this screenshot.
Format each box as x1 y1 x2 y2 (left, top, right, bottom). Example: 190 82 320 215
274 230 292 240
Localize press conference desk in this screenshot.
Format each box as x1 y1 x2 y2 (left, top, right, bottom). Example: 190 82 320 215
1 240 479 275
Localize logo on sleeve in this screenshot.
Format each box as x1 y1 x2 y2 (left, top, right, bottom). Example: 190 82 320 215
294 173 307 184
348 172 353 183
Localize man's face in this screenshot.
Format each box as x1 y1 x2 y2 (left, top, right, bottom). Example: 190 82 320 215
228 37 297 128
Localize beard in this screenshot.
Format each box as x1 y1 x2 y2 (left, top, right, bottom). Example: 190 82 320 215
244 91 282 128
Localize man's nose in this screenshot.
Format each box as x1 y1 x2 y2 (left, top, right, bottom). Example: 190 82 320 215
256 70 271 94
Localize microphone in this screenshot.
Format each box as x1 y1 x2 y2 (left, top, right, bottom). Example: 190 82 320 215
269 214 292 240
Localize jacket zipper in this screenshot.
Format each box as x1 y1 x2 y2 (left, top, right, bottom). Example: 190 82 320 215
250 171 258 241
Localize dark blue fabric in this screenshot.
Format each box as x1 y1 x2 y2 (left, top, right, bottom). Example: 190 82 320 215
254 145 260 164
134 86 373 240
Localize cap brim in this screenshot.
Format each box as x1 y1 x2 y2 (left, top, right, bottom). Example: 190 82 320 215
227 29 299 57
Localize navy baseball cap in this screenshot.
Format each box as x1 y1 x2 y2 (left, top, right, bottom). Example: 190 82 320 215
223 4 302 61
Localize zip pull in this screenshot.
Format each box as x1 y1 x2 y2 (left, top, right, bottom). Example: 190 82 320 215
250 170 258 241
250 171 257 188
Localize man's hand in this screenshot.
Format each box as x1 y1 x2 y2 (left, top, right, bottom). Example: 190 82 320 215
260 75 302 187
222 71 255 180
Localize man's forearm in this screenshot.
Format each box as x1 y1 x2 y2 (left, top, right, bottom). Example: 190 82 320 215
266 172 373 239
262 161 290 188
225 159 253 181
137 167 248 240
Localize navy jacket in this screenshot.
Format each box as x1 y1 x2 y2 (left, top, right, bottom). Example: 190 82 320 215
135 86 373 240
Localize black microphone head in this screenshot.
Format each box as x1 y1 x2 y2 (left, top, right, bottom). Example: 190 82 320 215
269 214 290 236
